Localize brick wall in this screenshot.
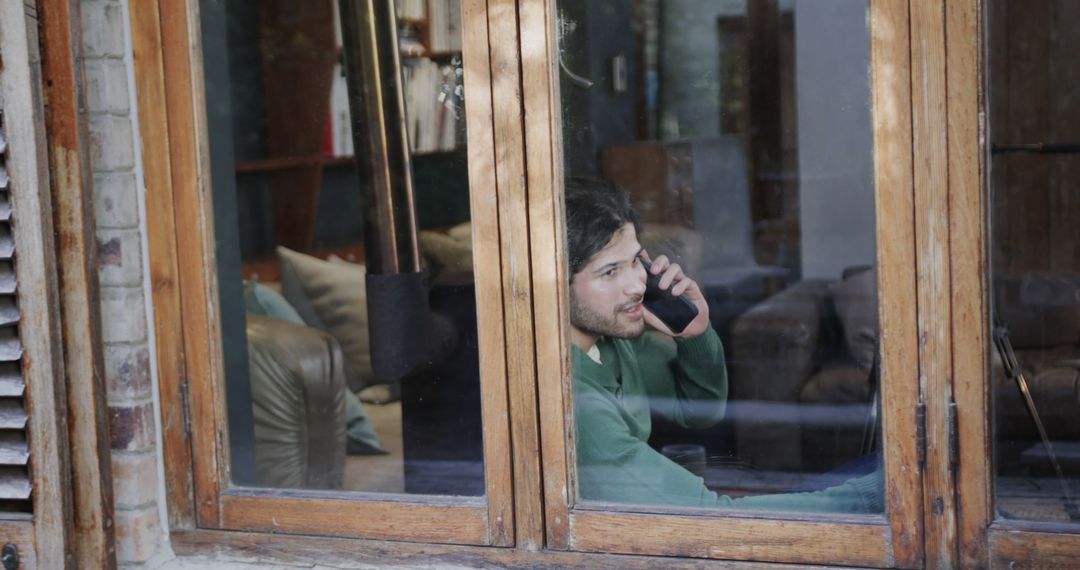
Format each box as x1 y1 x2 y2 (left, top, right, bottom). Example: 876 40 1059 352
81 0 164 564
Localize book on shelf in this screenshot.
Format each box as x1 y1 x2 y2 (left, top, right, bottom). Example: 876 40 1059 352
325 0 464 159
330 57 463 158
326 2 354 159
403 57 464 154
326 62 355 158
395 0 426 20
428 0 462 53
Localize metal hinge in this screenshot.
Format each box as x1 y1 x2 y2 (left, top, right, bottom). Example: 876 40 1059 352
180 383 191 436
948 400 959 476
915 400 958 474
916 399 927 471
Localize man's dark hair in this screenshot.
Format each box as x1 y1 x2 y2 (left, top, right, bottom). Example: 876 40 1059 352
565 177 641 278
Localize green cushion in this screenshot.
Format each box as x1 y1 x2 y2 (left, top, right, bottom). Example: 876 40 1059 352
244 281 305 325
345 389 384 453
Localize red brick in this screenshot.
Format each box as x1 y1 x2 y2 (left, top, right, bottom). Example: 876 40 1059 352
108 402 156 451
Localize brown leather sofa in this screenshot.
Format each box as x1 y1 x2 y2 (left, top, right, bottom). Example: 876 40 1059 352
728 279 872 473
246 315 347 489
992 273 1080 475
728 271 1080 475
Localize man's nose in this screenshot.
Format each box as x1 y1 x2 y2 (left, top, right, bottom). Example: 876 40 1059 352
625 269 646 296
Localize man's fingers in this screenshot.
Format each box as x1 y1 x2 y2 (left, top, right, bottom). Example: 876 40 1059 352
658 263 684 290
647 253 701 301
648 254 670 275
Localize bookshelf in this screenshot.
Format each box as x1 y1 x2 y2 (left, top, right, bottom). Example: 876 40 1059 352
247 0 338 250
396 0 461 57
397 0 465 154
234 155 354 175
235 0 463 251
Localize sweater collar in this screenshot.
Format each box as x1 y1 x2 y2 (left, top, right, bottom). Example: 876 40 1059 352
571 337 622 390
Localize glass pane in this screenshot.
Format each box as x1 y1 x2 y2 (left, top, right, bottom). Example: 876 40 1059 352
988 0 1080 524
558 0 883 514
200 0 482 496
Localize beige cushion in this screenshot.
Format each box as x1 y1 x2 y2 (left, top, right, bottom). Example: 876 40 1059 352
829 268 879 370
801 366 873 404
418 229 473 273
446 221 472 242
277 247 374 390
994 360 1080 440
416 222 474 276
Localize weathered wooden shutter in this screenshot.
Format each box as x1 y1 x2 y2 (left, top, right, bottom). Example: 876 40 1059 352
0 1 76 567
0 113 31 515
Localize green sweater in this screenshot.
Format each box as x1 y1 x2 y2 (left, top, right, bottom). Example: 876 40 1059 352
572 328 882 514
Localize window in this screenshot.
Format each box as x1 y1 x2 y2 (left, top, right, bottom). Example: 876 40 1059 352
525 0 923 565
205 0 482 498
559 1 882 512
139 0 511 544
954 1 1080 567
986 0 1080 527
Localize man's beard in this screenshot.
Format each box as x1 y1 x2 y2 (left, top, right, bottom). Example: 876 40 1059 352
569 292 646 340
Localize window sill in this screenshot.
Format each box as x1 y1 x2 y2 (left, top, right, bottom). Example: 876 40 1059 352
168 528 857 569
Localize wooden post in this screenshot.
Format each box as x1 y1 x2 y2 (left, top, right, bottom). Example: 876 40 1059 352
910 0 959 566
37 0 118 566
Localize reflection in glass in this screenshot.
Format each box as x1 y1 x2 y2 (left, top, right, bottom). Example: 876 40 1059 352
989 0 1080 524
201 0 482 495
559 1 883 513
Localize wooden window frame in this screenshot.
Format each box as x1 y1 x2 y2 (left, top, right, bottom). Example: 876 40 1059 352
133 0 1080 566
135 0 514 546
519 0 927 566
950 0 1080 567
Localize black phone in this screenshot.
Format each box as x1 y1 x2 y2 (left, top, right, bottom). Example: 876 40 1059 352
638 254 700 334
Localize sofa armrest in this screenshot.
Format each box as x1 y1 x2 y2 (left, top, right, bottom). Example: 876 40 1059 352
730 279 831 400
729 279 832 470
246 315 347 489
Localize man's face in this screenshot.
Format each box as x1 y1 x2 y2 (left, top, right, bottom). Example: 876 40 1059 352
570 223 648 341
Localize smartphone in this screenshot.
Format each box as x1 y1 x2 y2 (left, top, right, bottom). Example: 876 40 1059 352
638 254 700 334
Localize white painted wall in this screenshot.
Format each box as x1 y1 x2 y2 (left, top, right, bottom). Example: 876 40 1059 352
795 0 877 279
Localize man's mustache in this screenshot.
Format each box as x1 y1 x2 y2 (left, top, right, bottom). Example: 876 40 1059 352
615 295 644 313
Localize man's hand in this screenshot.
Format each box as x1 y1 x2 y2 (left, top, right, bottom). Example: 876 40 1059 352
640 252 710 338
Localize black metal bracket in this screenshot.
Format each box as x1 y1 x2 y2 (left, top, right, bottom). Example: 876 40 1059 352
991 143 1080 155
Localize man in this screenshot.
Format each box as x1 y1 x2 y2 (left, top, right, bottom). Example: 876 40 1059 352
566 177 881 513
